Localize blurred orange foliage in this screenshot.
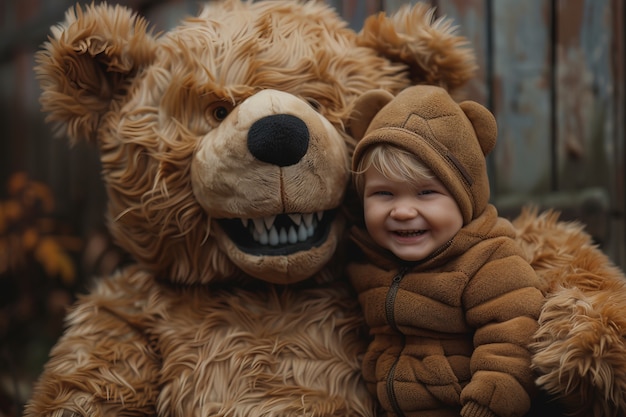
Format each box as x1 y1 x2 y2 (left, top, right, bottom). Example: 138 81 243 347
0 172 81 284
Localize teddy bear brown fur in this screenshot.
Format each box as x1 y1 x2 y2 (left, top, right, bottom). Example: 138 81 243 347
513 209 626 417
25 2 477 417
24 1 626 417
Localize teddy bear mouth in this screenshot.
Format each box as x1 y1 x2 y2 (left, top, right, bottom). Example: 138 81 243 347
218 210 335 256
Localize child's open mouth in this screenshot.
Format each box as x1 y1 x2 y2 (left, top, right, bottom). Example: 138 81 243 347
394 230 426 237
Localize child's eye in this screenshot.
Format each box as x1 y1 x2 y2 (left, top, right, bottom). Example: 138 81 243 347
370 190 392 197
418 189 435 196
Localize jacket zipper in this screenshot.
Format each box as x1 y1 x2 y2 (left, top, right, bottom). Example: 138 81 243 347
380 240 452 416
385 267 408 417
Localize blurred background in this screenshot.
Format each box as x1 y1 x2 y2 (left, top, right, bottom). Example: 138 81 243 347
0 0 624 416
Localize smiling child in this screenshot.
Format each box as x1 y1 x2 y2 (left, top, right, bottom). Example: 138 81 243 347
347 85 545 417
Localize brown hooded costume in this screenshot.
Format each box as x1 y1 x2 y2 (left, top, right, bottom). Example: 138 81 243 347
347 86 545 417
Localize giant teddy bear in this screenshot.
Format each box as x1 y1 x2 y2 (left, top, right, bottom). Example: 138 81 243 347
24 1 626 417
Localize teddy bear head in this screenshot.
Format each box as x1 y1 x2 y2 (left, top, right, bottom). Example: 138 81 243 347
350 85 497 224
35 1 476 285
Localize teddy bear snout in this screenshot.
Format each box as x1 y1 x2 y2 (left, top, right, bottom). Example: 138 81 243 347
247 114 309 167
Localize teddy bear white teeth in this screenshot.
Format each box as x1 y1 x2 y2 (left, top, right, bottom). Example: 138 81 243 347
241 212 323 246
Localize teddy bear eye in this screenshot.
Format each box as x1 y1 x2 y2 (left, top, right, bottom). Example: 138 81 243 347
213 106 229 120
205 101 234 126
306 98 322 112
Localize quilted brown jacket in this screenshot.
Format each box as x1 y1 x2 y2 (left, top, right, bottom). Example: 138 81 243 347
347 205 544 417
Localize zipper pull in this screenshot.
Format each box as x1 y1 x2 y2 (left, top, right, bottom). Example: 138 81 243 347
393 267 409 283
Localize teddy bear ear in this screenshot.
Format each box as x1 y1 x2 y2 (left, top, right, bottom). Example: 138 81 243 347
356 3 476 92
459 101 498 156
35 3 157 144
349 89 395 141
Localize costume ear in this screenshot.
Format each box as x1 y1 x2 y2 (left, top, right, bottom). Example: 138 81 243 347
356 3 476 91
35 3 157 143
459 101 497 156
349 89 394 141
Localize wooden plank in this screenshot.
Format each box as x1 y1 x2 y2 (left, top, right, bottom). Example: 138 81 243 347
555 0 613 190
554 0 622 260
489 0 553 197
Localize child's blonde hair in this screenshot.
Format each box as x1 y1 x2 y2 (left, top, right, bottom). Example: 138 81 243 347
353 144 434 198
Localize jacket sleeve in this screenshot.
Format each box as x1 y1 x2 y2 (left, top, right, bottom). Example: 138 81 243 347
460 240 545 417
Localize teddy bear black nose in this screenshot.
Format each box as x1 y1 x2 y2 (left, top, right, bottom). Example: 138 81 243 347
247 114 309 167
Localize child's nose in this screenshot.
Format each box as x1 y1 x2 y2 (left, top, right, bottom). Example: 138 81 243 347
391 204 418 219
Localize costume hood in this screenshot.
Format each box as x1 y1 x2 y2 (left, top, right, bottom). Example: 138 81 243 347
351 85 497 224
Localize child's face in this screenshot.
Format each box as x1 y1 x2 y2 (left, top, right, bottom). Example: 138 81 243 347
362 167 463 262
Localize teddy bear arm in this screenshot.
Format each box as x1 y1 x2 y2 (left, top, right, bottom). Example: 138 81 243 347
24 275 161 417
511 208 626 416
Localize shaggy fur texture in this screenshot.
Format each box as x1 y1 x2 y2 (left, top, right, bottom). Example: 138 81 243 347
26 2 476 417
26 267 371 417
514 209 626 417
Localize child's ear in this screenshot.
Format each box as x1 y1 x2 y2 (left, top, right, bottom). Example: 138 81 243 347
349 89 395 142
459 101 497 156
